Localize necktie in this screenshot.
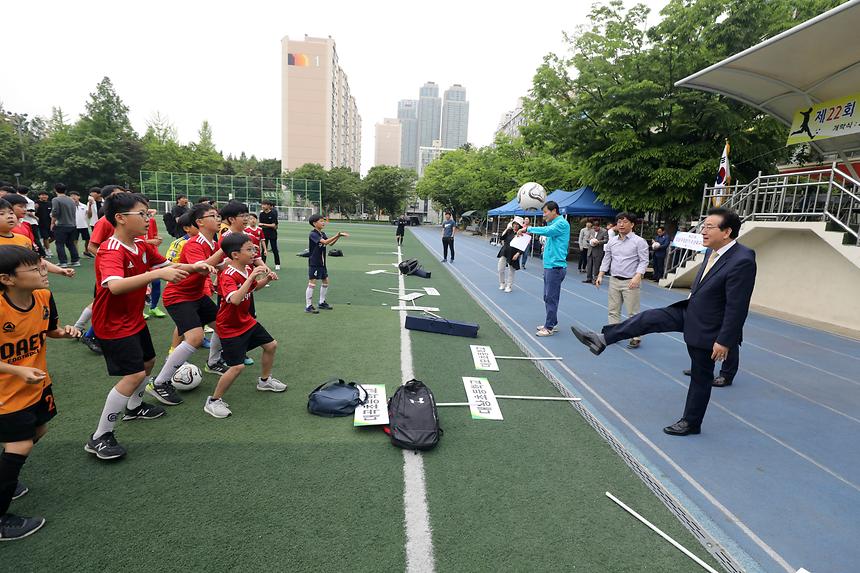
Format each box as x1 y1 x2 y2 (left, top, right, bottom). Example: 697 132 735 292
699 251 719 283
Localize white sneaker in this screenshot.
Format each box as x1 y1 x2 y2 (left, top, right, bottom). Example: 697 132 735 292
204 397 232 418
499 284 505 290
535 325 560 333
204 325 214 334
536 327 556 337
275 265 281 270
257 377 287 392
504 286 512 293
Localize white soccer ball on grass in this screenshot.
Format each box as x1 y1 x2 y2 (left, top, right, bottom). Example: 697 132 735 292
172 363 203 391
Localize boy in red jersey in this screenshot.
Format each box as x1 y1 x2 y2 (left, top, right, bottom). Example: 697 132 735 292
204 234 283 419
244 213 267 261
0 246 79 540
147 204 228 405
85 193 213 460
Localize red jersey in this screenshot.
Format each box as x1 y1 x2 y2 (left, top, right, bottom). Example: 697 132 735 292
11 221 34 243
162 234 221 307
216 264 257 339
89 217 115 249
93 236 168 339
244 226 263 246
147 218 158 240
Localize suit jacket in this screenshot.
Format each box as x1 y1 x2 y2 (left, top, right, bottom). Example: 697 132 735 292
670 242 756 350
587 228 608 255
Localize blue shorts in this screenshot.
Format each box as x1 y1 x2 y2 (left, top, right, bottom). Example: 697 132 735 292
309 265 328 280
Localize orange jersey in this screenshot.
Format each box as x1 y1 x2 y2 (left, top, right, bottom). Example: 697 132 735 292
0 232 36 250
0 289 58 414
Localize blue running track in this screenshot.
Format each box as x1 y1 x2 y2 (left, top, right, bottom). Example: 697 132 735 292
412 226 860 573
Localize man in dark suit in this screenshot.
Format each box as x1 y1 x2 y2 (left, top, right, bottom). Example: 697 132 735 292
571 208 756 435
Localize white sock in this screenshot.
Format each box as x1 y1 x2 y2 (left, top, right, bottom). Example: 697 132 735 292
305 285 314 307
126 378 149 410
94 388 129 439
208 332 222 365
154 341 196 385
75 306 92 330
319 285 328 304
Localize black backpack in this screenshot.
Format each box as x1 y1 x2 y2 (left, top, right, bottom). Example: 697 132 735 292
387 379 441 451
398 258 431 279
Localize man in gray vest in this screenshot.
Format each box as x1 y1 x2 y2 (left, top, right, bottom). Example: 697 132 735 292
584 222 607 284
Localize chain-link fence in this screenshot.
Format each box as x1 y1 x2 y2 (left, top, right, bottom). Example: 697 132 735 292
139 171 321 219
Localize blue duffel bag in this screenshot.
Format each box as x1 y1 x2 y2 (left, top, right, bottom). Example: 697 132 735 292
307 378 368 417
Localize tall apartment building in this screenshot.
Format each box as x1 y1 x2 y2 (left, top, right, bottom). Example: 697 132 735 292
397 99 418 171
441 84 469 149
281 35 361 172
496 98 526 140
417 82 442 154
374 118 402 167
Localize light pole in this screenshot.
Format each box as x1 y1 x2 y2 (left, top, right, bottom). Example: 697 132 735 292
13 172 20 186
3 111 28 180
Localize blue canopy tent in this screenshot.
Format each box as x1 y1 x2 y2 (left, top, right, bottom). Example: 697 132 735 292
487 186 617 218
486 186 618 248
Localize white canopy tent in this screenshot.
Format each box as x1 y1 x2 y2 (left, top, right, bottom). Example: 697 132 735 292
676 0 860 176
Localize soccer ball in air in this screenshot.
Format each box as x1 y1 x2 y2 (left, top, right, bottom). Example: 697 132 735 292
517 182 547 211
172 363 203 391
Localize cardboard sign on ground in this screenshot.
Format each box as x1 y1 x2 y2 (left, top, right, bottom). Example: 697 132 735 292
354 384 389 426
470 345 500 371
463 377 503 420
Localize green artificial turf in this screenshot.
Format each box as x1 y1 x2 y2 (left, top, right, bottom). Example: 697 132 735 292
3 222 720 572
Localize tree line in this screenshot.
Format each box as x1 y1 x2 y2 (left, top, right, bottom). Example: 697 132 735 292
418 0 840 219
0 77 281 192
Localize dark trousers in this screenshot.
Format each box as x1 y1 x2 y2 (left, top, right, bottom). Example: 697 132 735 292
29 225 47 257
578 248 588 271
442 237 455 261
543 267 567 329
720 344 739 381
653 254 666 281
602 305 715 427
76 227 90 243
53 225 79 265
586 250 604 281
263 233 280 265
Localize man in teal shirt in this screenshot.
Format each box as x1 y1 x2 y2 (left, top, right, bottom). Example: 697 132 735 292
518 201 570 336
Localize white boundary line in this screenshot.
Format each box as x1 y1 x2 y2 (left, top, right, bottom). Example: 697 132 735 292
397 245 435 573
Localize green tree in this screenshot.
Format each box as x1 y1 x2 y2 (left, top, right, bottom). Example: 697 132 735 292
363 165 417 217
186 120 224 173
325 166 362 216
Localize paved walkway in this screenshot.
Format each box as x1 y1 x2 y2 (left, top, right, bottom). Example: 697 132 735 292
412 226 860 573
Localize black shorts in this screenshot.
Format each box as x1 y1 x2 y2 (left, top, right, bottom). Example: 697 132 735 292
309 265 328 280
220 323 274 367
97 326 156 376
396 229 405 237
165 296 218 336
0 386 57 443
38 226 53 239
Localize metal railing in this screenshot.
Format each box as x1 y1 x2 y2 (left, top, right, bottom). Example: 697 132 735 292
664 163 860 279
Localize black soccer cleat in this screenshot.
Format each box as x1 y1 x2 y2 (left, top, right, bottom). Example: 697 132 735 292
0 514 46 541
146 379 183 406
317 302 333 310
122 402 166 421
84 432 127 460
304 305 319 314
80 335 102 354
205 360 230 375
11 483 28 501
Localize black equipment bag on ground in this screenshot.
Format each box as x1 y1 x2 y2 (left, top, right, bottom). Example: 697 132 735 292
307 378 368 417
405 315 479 338
296 249 310 257
398 258 431 278
388 379 441 450
329 249 344 257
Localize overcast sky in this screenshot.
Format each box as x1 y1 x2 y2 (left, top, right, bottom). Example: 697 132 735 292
4 0 668 175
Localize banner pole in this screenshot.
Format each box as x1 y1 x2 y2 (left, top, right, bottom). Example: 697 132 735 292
494 356 562 361
495 395 581 402
605 492 719 573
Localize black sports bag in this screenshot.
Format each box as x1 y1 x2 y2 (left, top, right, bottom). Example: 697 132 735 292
387 379 441 450
308 379 368 417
